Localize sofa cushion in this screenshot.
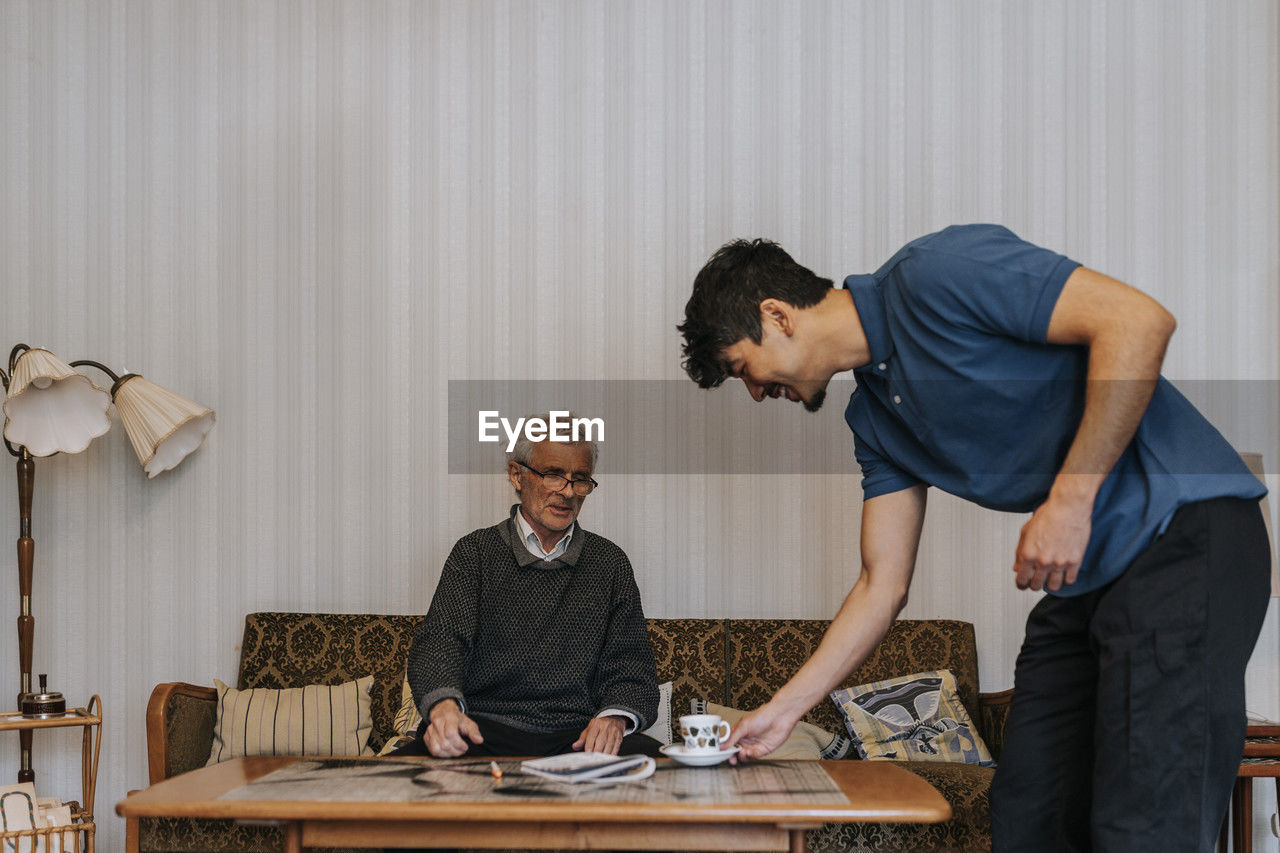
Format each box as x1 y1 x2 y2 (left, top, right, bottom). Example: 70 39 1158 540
727 619 981 736
207 677 375 763
643 680 674 745
239 613 422 752
646 619 728 728
831 669 994 765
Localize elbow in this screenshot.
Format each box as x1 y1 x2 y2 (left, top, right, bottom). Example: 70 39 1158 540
876 581 910 617
1136 299 1176 347
1153 305 1176 344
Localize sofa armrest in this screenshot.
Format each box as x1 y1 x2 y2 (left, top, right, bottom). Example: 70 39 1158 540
146 682 218 784
978 688 1014 763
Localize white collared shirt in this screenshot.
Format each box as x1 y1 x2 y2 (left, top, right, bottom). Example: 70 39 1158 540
515 509 575 562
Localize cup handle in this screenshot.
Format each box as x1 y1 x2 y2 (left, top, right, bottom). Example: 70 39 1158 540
716 721 731 741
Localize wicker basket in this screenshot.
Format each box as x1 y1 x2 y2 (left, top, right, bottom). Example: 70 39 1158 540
0 798 94 852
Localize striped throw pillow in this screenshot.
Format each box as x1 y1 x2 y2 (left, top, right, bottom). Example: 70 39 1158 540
206 676 375 764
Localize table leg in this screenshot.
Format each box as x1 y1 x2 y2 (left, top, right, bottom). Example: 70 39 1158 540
125 816 139 853
284 820 302 853
789 828 806 853
1232 777 1252 853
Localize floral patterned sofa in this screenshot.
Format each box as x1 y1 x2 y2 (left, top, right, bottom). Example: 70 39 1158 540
133 613 1012 853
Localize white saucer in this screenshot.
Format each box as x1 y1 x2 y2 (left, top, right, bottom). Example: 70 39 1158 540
659 744 740 766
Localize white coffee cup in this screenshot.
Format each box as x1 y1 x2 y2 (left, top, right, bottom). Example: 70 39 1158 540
678 714 731 753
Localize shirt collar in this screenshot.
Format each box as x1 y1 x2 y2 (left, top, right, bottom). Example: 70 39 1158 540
844 274 895 372
514 505 575 560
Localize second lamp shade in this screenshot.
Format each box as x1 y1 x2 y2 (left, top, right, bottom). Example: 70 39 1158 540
113 375 216 477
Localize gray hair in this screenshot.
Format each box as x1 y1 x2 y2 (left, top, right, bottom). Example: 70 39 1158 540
507 411 600 472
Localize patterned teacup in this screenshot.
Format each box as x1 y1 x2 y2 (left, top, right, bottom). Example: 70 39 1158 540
678 714 731 753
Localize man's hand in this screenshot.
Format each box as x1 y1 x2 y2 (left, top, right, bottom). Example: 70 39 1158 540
572 716 626 754
424 699 483 758
1013 490 1092 591
725 700 799 763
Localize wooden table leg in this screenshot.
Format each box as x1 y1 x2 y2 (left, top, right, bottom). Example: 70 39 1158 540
789 828 806 853
284 820 302 853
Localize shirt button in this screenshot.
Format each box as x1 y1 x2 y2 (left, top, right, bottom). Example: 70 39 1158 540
878 363 887 371
893 395 902 404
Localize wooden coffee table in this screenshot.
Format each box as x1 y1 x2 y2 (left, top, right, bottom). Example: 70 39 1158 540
117 756 951 852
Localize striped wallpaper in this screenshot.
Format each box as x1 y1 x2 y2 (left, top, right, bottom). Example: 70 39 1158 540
2 1 1277 847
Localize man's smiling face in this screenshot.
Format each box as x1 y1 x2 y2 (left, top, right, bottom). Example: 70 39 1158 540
720 322 830 413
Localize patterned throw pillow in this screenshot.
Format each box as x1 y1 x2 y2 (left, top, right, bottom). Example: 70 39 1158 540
830 669 993 766
207 676 375 764
690 699 851 760
377 675 674 754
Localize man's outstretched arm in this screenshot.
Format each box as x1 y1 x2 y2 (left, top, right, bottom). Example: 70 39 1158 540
1015 266 1176 593
728 484 927 759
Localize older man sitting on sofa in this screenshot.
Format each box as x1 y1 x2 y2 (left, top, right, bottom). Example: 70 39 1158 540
397 415 662 758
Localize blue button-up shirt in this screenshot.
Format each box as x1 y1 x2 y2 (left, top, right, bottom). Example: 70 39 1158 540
844 224 1265 596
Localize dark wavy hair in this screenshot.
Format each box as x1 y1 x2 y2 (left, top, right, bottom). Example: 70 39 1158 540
677 239 833 388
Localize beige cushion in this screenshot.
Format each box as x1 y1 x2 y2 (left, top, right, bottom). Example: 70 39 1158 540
377 675 421 755
206 676 375 764
691 699 850 760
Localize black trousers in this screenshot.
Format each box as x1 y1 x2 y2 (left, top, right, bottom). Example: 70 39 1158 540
393 714 665 758
990 497 1271 852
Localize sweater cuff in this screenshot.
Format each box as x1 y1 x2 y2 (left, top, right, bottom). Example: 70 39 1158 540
419 688 466 723
597 708 640 735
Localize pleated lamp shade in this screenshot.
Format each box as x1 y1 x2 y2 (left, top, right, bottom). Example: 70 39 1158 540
112 375 216 477
2 348 112 457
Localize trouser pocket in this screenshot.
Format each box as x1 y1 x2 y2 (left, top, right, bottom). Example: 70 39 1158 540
1094 626 1205 844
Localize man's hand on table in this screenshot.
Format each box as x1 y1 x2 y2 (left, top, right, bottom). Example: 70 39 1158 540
424 699 484 758
572 716 626 755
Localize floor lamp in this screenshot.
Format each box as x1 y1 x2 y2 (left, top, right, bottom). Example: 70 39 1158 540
0 344 215 784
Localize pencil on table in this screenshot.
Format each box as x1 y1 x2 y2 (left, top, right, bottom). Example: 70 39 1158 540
489 761 503 780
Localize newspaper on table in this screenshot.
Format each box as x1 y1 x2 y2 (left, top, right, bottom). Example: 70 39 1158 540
219 757 848 805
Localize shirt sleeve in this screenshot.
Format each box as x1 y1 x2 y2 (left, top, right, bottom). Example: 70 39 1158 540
408 536 481 722
596 708 640 735
853 426 920 499
591 552 659 730
899 224 1081 344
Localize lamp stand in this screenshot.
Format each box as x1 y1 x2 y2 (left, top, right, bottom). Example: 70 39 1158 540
16 448 33 783
0 344 214 785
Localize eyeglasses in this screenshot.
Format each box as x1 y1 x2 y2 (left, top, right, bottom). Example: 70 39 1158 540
515 460 598 496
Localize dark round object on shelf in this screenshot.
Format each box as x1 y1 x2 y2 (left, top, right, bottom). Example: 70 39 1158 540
21 673 66 718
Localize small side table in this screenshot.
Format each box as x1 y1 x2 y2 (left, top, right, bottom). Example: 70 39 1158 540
1220 725 1280 853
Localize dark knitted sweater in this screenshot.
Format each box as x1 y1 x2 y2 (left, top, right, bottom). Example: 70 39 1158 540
408 508 658 733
